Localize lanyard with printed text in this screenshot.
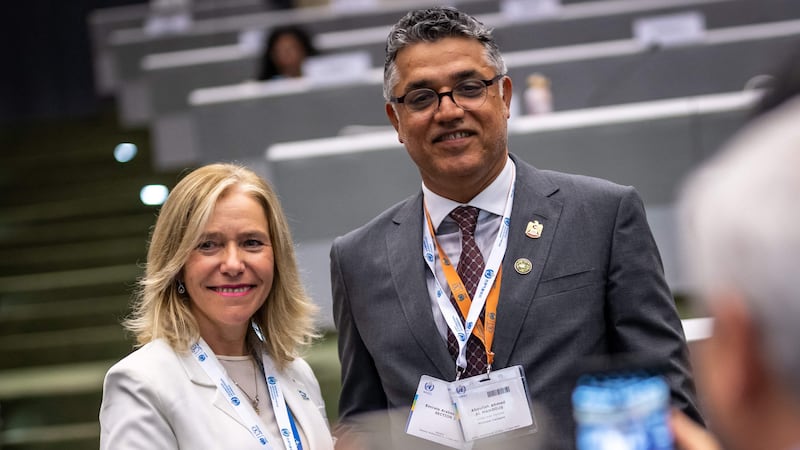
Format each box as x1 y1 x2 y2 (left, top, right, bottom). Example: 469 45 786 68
191 339 303 450
421 167 515 375
261 355 303 450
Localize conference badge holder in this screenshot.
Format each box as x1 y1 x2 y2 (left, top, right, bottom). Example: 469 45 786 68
406 375 464 448
406 366 537 448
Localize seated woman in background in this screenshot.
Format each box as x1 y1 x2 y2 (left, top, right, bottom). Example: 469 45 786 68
100 163 334 450
258 26 318 80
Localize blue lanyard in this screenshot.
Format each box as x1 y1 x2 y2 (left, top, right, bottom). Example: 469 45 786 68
286 404 303 450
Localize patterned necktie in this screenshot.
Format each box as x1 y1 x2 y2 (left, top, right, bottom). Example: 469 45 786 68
446 206 488 377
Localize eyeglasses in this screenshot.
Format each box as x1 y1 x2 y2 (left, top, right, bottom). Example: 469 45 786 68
390 74 505 113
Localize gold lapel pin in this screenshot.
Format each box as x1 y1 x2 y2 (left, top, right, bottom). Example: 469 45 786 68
525 220 543 239
514 258 533 275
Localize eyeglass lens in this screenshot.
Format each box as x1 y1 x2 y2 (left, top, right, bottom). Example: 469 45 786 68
404 79 490 112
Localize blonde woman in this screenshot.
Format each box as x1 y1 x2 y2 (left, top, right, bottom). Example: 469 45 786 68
100 164 333 449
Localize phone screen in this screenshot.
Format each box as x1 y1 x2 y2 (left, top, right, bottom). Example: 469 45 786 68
571 356 674 450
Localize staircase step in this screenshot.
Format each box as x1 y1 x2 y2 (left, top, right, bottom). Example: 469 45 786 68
0 213 155 248
0 295 130 336
0 361 112 443
1 392 102 429
0 173 174 208
0 325 132 369
0 360 113 400
0 264 141 294
0 282 132 306
1 422 99 450
0 237 146 276
0 192 157 225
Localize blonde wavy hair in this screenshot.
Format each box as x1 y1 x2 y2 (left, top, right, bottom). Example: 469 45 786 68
124 163 318 368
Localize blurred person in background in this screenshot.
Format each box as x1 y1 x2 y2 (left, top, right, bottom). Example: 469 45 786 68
330 6 701 449
100 164 334 449
258 26 318 80
671 96 800 450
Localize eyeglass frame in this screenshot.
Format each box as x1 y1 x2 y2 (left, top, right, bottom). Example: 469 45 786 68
388 73 506 112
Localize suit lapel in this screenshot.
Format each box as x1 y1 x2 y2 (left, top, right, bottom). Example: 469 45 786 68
387 193 457 379
176 349 246 428
493 159 563 369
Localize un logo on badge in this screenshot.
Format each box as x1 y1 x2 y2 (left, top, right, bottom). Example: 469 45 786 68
191 344 208 362
456 385 467 395
268 376 277 385
504 217 511 226
282 429 291 437
231 396 241 406
426 252 434 262
457 332 466 341
484 269 494 279
424 382 434 392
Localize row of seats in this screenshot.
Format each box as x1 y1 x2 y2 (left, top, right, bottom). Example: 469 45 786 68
137 0 735 125
109 0 502 125
143 0 793 127
184 18 799 170
89 0 269 95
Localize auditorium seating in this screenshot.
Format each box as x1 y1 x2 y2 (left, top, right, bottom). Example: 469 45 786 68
184 18 798 171
142 0 745 128
110 0 501 126
146 0 778 169
88 0 267 95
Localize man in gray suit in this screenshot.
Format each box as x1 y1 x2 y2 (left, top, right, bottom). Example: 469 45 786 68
330 7 701 449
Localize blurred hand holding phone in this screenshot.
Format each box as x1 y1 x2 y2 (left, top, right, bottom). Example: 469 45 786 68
572 356 674 450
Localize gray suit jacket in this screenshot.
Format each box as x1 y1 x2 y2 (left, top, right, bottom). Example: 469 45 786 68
330 155 700 449
100 339 334 449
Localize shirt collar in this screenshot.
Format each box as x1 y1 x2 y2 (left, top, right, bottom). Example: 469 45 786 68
422 156 515 230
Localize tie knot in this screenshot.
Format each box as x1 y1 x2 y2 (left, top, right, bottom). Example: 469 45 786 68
449 206 480 236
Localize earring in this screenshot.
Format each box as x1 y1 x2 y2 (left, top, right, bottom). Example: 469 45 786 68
177 280 186 294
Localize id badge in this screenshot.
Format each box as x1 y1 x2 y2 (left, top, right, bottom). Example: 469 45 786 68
406 375 465 448
449 365 535 441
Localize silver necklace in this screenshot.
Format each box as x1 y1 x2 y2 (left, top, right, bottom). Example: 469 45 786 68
233 357 260 414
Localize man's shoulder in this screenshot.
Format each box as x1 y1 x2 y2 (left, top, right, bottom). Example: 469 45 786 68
513 154 634 200
542 169 631 195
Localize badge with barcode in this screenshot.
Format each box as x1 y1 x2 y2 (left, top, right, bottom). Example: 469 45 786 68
449 365 535 441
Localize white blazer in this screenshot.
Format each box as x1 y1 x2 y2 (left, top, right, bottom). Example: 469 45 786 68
100 339 334 450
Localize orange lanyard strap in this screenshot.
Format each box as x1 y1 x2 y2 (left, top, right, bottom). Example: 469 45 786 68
424 210 500 368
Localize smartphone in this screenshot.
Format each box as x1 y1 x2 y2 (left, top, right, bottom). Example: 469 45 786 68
571 354 673 450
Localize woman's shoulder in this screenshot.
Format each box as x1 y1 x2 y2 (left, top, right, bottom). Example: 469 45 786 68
286 356 314 376
106 339 182 378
